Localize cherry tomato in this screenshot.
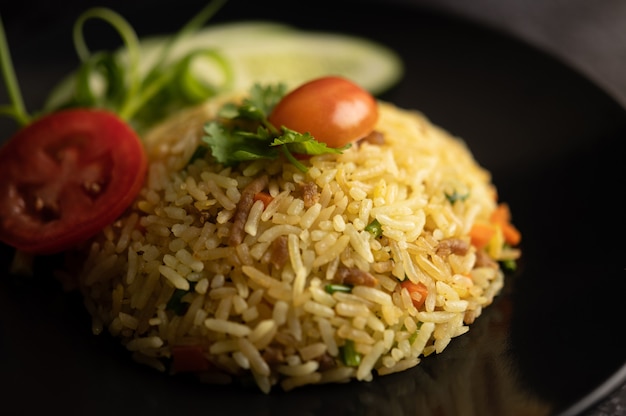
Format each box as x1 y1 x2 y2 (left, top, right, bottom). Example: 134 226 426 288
0 109 147 254
268 76 378 148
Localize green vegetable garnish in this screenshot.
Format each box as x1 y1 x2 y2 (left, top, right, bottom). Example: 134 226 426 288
48 0 231 133
166 288 190 316
166 282 197 316
444 189 469 204
324 283 353 294
500 258 517 272
339 340 361 367
364 218 383 238
408 322 422 344
202 83 350 172
0 18 30 126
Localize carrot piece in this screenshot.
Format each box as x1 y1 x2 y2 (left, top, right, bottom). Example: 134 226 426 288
489 203 521 246
253 191 273 208
500 222 521 246
489 202 512 224
469 222 496 249
401 280 428 309
171 345 210 373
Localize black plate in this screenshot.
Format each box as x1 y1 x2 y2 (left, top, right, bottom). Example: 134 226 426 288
1 1 625 415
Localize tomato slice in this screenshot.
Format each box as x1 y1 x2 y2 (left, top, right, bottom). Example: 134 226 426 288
268 76 378 148
0 109 147 254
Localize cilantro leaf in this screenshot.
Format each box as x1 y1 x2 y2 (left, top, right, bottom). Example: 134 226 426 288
247 83 287 116
272 127 351 155
203 122 278 166
202 82 349 172
218 83 287 123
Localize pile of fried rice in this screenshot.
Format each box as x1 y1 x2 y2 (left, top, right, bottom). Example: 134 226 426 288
76 96 520 393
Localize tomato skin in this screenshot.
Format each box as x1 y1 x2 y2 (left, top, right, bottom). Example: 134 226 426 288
0 109 147 254
268 76 378 148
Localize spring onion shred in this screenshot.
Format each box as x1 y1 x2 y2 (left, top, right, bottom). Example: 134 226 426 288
324 284 353 294
72 7 142 117
0 16 31 126
340 340 361 367
66 0 231 125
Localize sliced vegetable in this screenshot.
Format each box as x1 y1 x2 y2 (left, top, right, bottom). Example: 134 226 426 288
0 2 230 254
324 283 353 294
364 218 383 238
400 280 428 309
51 0 231 133
339 339 361 367
489 203 521 246
469 203 521 251
469 222 497 250
268 76 379 148
0 17 29 126
0 109 147 254
44 21 404 112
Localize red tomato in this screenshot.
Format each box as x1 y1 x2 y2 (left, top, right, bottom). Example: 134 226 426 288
268 76 378 148
0 109 147 254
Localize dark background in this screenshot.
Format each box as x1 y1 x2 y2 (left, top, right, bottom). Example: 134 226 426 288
1 1 625 415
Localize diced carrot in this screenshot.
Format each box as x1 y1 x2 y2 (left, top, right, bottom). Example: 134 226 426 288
489 203 521 246
400 280 428 309
253 191 273 208
469 222 496 249
489 202 512 224
171 345 210 373
500 222 521 246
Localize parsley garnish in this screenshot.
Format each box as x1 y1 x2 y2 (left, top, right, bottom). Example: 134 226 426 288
202 83 350 172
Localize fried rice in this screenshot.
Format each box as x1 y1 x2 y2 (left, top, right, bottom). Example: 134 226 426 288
76 96 520 393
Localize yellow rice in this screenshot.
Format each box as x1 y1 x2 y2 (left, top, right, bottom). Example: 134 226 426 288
77 96 517 393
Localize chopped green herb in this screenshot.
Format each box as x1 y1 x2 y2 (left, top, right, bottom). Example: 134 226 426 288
339 340 361 367
220 83 286 121
202 83 350 172
324 283 353 294
408 322 422 344
364 218 383 238
166 282 197 316
444 189 469 204
500 258 517 272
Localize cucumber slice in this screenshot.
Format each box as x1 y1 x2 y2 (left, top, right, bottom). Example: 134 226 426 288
44 21 403 111
147 21 404 94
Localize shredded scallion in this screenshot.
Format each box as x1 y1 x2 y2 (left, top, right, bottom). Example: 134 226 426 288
364 219 383 238
45 0 231 132
0 16 31 126
339 340 361 367
324 284 353 294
